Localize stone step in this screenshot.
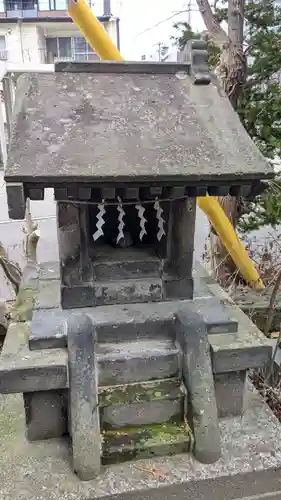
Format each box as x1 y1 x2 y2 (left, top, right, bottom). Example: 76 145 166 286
99 378 184 430
94 259 160 281
30 297 238 350
62 251 161 286
92 247 161 281
93 277 163 306
97 339 180 385
102 421 194 465
61 278 163 309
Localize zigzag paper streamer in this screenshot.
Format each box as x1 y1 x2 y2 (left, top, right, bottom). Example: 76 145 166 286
93 201 106 241
135 203 147 241
116 196 125 243
154 199 165 241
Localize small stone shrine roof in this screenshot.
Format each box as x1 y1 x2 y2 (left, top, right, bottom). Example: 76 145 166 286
5 58 273 187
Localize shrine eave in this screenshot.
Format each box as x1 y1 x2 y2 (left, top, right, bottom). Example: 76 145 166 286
5 176 270 220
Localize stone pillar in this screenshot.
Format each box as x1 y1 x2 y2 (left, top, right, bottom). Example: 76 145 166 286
2 76 14 140
79 204 92 282
67 314 101 481
24 390 68 441
163 197 196 299
214 370 247 418
175 305 221 464
56 201 92 309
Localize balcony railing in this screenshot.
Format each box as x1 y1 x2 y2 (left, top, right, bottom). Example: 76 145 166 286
1 0 106 17
5 1 38 17
45 48 98 63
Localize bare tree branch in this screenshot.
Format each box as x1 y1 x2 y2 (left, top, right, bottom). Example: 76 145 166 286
264 266 281 338
0 241 22 294
195 0 228 46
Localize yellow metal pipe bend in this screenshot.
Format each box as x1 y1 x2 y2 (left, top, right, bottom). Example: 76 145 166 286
197 196 264 291
67 0 264 291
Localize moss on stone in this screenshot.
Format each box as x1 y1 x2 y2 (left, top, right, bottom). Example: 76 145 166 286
102 421 194 465
11 288 37 322
99 379 184 407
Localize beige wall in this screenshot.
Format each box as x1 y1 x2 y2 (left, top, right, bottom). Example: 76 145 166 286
0 17 118 64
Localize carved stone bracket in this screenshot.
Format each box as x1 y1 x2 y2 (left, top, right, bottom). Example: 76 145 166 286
188 40 211 85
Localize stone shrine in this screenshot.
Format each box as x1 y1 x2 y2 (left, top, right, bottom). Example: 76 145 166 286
0 43 274 482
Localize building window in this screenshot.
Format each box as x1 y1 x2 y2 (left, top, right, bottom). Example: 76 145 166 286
0 0 4 12
6 0 38 9
38 0 67 10
0 36 7 61
4 0 38 12
72 36 97 61
46 36 97 62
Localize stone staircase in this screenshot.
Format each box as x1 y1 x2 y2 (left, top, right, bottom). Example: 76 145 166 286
61 246 164 309
99 378 193 464
93 260 193 464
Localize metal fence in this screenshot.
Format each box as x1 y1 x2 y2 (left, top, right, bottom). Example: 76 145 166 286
4 1 38 17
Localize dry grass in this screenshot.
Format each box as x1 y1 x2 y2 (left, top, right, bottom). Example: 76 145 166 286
250 368 281 422
203 228 281 416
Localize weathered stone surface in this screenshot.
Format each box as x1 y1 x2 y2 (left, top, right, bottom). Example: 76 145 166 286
0 359 68 394
30 302 175 348
191 296 238 334
67 314 101 480
11 287 37 322
2 384 281 499
30 295 238 350
101 399 183 429
93 278 162 306
35 279 61 310
61 286 95 309
24 390 68 441
176 305 221 464
210 304 272 373
163 198 195 300
211 337 271 373
30 308 69 350
6 182 26 219
28 187 44 200
5 69 272 186
214 370 246 418
199 270 273 373
90 246 161 281
93 258 160 281
99 379 183 407
187 40 211 85
163 277 194 300
21 261 39 287
0 322 68 394
56 202 80 267
102 422 193 465
98 340 180 385
39 261 60 281
61 278 163 309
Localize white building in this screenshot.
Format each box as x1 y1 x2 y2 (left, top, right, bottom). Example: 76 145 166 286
0 0 120 64
141 43 178 63
0 0 120 166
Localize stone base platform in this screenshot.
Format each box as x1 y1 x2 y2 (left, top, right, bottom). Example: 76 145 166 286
1 385 281 500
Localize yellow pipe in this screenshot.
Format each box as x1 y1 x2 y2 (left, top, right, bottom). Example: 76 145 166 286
198 196 264 290
68 0 123 61
67 0 264 291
